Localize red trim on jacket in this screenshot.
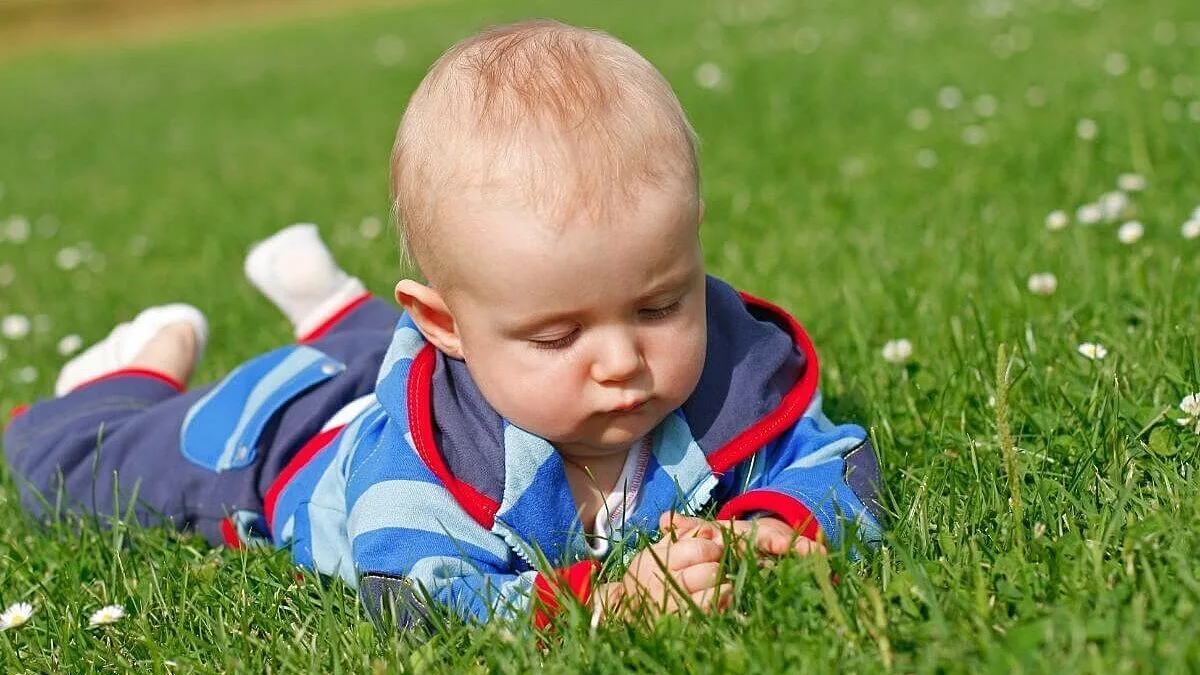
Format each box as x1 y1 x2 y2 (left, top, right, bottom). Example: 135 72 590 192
220 517 244 549
533 560 600 630
263 425 346 532
408 345 501 529
8 403 29 421
706 292 820 474
297 292 374 343
717 489 822 541
69 367 186 394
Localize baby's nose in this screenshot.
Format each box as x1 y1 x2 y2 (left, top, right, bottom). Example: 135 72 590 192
591 335 643 383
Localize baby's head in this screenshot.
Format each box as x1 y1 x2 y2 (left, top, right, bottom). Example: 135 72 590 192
391 20 707 460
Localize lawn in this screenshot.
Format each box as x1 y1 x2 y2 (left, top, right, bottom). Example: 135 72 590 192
1 0 1200 671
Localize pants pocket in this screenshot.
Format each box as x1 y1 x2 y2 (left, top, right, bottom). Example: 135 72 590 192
180 345 345 472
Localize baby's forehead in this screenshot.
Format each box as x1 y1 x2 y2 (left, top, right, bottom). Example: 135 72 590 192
437 184 702 306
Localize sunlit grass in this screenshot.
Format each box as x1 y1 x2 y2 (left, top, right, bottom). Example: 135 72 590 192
1 0 1199 671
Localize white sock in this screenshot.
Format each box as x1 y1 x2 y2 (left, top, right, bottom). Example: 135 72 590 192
55 303 208 396
244 223 366 338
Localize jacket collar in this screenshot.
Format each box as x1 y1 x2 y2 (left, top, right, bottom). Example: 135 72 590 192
372 275 818 564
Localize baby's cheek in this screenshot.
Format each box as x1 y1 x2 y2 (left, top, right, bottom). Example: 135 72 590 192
659 335 706 402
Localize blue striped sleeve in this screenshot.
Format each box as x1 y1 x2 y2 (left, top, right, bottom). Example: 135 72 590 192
344 424 536 624
718 391 885 548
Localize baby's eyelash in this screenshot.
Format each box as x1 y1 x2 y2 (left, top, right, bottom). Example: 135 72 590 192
530 331 578 350
640 301 681 320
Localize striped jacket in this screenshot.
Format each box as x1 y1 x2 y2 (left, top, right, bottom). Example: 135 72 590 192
266 277 884 627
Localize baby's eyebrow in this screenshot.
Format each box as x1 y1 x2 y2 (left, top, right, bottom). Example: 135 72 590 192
502 310 582 335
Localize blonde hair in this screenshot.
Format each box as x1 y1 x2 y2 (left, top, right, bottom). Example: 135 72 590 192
391 19 698 283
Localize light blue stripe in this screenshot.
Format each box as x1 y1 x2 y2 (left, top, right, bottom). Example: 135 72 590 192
278 516 294 544
305 502 354 584
304 410 371 582
217 348 328 469
494 570 538 619
376 325 425 387
791 436 862 469
743 448 769 490
496 425 558 515
803 391 837 433
409 554 487 588
347 480 510 561
653 413 713 485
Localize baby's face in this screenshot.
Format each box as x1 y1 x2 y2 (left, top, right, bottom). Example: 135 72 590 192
442 185 707 460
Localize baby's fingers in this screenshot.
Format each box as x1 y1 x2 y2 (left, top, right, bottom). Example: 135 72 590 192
661 537 724 570
674 561 724 594
659 513 719 541
791 537 827 556
686 583 734 614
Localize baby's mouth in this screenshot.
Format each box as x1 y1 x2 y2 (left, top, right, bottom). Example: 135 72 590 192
609 399 648 414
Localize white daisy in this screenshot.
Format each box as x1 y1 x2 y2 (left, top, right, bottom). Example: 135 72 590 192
13 366 37 384
1077 342 1108 360
1154 20 1176 46
1 313 31 340
1182 219 1200 240
694 62 724 90
128 234 150 257
1181 393 1200 418
907 107 932 130
1026 272 1058 296
55 246 83 271
88 604 126 628
1076 118 1099 140
358 217 382 240
1100 191 1129 221
1045 210 1069 230
1163 101 1182 122
57 334 83 356
915 149 938 169
881 339 913 364
373 34 407 67
1076 203 1103 225
1103 52 1129 77
962 125 987 145
973 94 998 117
937 85 962 110
4 216 30 243
1117 220 1144 244
0 602 33 631
1138 67 1158 90
1117 173 1145 191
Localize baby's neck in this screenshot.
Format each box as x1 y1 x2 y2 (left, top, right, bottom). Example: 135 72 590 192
557 444 633 534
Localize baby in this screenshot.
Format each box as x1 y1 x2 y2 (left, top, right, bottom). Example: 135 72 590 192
2 20 883 629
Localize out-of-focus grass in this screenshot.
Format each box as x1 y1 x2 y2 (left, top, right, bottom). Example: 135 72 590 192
1 0 1199 671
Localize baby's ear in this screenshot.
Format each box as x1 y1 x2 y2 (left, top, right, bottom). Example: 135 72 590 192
394 279 464 359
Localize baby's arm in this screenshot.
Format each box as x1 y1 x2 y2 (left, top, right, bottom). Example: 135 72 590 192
345 435 596 631
715 392 885 551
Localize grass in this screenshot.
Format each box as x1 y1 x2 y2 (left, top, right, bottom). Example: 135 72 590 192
1 0 1200 671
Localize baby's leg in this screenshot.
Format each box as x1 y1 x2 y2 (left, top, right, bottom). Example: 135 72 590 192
54 304 208 396
4 308 225 540
245 223 401 341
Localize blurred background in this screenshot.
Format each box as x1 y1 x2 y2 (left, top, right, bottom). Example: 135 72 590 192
2 1 1200 670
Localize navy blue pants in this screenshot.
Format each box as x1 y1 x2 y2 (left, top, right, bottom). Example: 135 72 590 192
2 297 401 546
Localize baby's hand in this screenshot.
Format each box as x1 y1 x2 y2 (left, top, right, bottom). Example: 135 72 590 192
667 513 827 558
598 513 731 618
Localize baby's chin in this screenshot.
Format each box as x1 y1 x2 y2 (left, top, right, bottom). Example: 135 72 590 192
552 410 670 456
